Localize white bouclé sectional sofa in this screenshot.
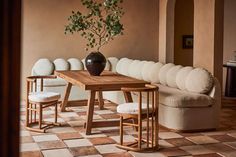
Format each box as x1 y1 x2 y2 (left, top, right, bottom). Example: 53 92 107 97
31 57 221 132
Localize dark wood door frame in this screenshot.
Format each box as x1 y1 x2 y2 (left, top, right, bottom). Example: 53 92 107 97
0 0 21 157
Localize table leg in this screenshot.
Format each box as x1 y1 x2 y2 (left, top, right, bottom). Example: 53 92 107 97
86 90 96 135
61 83 72 112
97 91 104 110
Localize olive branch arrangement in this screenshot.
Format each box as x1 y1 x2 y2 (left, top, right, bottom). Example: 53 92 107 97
65 0 124 52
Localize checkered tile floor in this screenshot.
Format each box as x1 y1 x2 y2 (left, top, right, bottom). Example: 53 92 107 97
20 101 236 157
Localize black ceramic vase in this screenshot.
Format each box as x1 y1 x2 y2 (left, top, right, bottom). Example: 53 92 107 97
85 52 106 76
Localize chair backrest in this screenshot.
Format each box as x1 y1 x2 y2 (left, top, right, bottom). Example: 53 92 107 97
121 84 159 117
26 75 57 95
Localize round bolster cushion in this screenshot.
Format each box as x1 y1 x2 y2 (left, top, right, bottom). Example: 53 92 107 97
54 58 69 71
149 62 164 83
33 58 54 75
185 68 214 94
159 63 175 85
107 57 119 72
116 58 133 76
141 61 155 82
166 65 183 88
176 66 194 90
67 58 84 70
128 60 146 80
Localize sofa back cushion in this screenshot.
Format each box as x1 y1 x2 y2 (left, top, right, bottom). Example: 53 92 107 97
68 58 84 70
128 60 146 80
176 66 194 90
185 68 214 94
33 58 54 76
166 65 183 88
159 63 175 85
116 58 133 75
149 62 164 83
141 61 155 82
54 58 69 71
107 57 119 72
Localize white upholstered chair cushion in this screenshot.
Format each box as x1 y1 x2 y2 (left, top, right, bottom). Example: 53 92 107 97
149 62 164 84
54 58 69 71
159 63 175 85
141 61 155 82
33 59 54 76
117 102 153 114
185 68 214 94
67 58 84 70
176 66 194 90
107 57 119 72
166 65 183 88
29 91 61 103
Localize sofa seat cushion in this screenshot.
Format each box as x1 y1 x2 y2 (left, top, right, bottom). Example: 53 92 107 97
117 102 153 114
43 78 67 87
157 84 213 108
29 91 61 103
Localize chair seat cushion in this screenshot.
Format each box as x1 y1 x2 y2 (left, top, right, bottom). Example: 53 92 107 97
29 92 61 103
117 102 153 114
157 84 213 108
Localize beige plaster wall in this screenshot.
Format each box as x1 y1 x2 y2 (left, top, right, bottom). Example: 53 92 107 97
174 0 194 66
223 0 236 92
21 0 159 97
193 0 224 84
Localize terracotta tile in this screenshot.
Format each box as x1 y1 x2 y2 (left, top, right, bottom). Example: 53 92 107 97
103 152 133 157
204 143 235 154
180 145 214 155
129 151 166 157
20 151 43 157
224 141 236 149
159 147 190 156
210 135 236 142
64 138 93 147
166 138 195 147
89 137 116 145
21 136 34 143
186 136 219 145
100 114 120 119
37 140 66 150
69 146 99 156
57 132 82 140
193 153 223 157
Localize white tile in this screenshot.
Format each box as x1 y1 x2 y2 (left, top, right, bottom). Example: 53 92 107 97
111 135 135 143
95 144 125 154
94 110 114 115
180 145 214 155
159 132 183 139
20 130 30 137
64 139 92 147
159 140 174 148
59 112 79 118
80 155 102 157
42 148 73 157
129 151 165 157
43 110 55 115
44 117 65 123
48 127 76 133
32 134 59 142
20 143 40 152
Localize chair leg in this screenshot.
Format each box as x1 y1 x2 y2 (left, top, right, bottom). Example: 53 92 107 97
120 116 123 145
26 102 29 127
39 105 42 129
55 102 58 123
138 117 142 150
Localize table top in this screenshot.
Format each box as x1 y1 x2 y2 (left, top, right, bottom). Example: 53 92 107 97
55 70 148 91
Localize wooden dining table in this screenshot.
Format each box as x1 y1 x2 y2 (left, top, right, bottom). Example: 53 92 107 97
55 70 148 135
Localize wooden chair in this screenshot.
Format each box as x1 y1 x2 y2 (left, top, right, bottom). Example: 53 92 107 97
116 84 159 151
26 75 61 133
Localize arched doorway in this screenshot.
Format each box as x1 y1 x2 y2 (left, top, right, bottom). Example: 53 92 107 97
174 0 194 66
